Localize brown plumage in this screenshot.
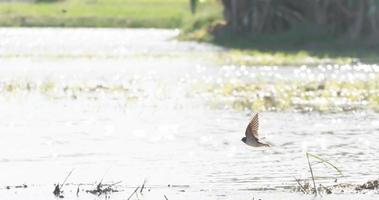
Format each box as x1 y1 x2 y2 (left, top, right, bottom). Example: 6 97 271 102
241 113 270 147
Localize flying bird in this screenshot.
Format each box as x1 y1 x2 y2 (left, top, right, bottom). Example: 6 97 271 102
241 113 270 147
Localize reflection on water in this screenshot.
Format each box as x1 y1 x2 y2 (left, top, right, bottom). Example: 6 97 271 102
0 28 378 200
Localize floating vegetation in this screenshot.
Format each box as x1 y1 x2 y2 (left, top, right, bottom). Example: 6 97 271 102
4 184 27 190
0 79 145 103
355 179 379 191
225 50 355 66
294 178 379 195
294 179 338 195
86 168 121 197
194 72 379 112
86 181 121 196
1 63 378 113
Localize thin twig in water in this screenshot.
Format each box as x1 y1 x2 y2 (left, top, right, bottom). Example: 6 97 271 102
140 179 146 193
76 185 80 197
60 169 75 189
306 152 317 196
294 177 306 194
164 194 169 200
107 181 122 188
98 167 112 186
127 186 140 200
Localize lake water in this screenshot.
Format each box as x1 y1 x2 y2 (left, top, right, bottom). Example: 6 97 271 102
0 28 378 200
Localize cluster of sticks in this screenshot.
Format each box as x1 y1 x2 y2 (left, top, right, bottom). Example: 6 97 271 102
52 170 167 200
53 169 123 198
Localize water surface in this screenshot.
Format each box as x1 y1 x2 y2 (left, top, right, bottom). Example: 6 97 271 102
0 28 378 200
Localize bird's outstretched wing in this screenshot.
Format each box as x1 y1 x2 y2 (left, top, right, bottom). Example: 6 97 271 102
245 112 259 139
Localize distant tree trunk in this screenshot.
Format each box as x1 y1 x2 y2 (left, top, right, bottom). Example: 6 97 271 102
368 0 379 39
222 0 251 32
230 0 238 31
347 0 365 39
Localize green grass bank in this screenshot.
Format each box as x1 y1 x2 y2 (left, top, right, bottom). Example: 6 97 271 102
0 0 221 28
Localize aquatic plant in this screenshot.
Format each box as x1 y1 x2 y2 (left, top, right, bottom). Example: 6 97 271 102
305 152 343 196
194 73 379 112
293 153 343 196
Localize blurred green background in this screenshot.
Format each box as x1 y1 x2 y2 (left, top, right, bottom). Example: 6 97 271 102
0 0 221 28
0 0 378 64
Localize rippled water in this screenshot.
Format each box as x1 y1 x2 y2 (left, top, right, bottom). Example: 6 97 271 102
0 28 378 200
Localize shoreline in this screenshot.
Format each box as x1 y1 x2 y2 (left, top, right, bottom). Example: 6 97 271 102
0 0 378 66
